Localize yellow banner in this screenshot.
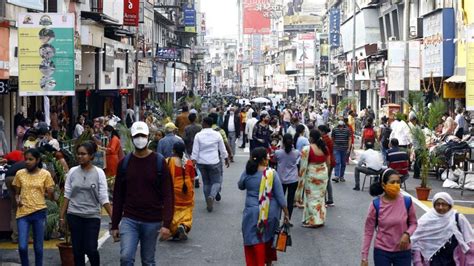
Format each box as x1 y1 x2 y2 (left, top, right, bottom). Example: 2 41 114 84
444 83 465 99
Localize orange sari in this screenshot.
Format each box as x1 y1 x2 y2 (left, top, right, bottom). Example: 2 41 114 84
167 157 195 234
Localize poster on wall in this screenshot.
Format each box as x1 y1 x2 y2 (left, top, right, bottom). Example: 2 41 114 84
7 0 43 11
18 13 75 96
243 0 271 34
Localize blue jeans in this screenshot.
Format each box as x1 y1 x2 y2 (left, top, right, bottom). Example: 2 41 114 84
283 121 291 133
374 248 411 266
333 149 347 178
17 209 46 266
381 146 388 165
119 217 162 266
197 163 222 200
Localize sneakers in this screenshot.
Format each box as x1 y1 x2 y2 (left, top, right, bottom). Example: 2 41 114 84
177 225 188 241
332 177 340 183
215 192 221 202
325 201 335 207
353 186 360 191
206 196 214 212
339 178 346 182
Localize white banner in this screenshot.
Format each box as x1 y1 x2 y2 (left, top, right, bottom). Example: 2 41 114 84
8 0 43 11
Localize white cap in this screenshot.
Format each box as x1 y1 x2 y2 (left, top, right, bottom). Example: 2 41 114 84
130 121 149 137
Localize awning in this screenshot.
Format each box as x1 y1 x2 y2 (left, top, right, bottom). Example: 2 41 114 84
444 75 466 83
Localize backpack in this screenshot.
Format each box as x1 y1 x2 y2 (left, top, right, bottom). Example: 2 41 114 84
373 196 412 229
364 127 376 143
119 152 165 186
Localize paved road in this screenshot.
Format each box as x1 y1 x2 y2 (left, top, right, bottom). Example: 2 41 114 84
1 146 473 265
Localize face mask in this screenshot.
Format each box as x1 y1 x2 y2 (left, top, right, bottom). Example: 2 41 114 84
133 137 148 150
338 120 344 126
384 183 400 198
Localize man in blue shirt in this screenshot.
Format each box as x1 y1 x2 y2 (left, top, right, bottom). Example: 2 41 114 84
157 122 184 158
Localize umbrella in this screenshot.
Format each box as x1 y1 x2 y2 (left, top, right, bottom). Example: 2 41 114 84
251 97 271 104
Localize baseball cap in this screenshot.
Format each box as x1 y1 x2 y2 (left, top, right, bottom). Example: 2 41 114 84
130 121 149 137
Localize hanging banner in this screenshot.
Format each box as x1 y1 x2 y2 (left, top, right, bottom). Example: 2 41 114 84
7 0 43 11
329 7 341 48
124 0 140 26
183 3 196 33
466 26 474 111
18 13 75 96
243 0 271 34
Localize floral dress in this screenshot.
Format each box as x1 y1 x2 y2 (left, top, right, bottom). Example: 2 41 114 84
295 145 328 226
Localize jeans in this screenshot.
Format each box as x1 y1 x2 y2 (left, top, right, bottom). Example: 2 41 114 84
240 124 247 147
326 166 334 203
282 182 298 219
228 131 237 156
373 248 411 266
283 121 291 133
334 149 347 178
197 163 222 200
249 139 256 151
17 209 46 266
6 175 18 241
381 146 388 165
67 214 101 266
119 217 161 266
354 166 381 188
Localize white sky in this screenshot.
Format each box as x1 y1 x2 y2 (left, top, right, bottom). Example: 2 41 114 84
200 0 238 39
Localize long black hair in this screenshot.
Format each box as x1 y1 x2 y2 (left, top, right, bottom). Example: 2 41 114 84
293 124 306 149
309 129 328 155
283 133 293 153
24 148 43 169
246 147 268 175
369 168 399 196
172 142 188 194
104 125 120 139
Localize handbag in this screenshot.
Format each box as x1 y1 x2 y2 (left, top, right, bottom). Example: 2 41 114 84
272 223 291 252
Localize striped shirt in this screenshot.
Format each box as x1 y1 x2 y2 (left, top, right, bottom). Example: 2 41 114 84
386 147 409 175
331 126 351 150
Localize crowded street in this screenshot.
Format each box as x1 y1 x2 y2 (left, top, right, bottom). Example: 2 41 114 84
2 0 474 265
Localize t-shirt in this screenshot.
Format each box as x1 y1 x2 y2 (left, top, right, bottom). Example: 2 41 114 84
331 126 351 150
13 168 55 218
275 149 300 184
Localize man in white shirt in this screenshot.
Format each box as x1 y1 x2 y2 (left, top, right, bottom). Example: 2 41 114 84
246 105 255 122
390 116 411 148
245 112 259 150
223 107 240 158
192 116 229 212
353 142 384 191
309 106 318 125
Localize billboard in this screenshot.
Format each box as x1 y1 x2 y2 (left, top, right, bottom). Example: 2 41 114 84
387 41 421 91
184 3 196 33
296 33 315 69
243 0 271 34
283 0 324 32
329 8 340 48
18 13 75 96
124 0 140 26
319 33 329 73
7 0 43 11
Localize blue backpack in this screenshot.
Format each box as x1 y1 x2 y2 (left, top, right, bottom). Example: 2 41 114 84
373 196 412 229
119 152 165 186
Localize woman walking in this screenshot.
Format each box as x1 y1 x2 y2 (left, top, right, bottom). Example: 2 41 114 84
411 192 474 265
361 168 417 266
12 148 55 266
238 147 289 266
252 114 272 150
167 142 195 240
294 124 310 152
103 125 122 177
60 141 112 266
318 125 335 207
275 133 301 223
295 129 330 228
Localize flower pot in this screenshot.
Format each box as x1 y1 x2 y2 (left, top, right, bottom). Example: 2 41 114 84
415 187 431 201
57 242 74 266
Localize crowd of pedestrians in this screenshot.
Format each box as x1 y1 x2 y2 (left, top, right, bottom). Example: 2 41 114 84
1 98 474 266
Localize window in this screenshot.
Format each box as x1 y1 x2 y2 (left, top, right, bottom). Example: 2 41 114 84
391 10 400 40
379 17 386 44
44 0 57 12
384 14 392 40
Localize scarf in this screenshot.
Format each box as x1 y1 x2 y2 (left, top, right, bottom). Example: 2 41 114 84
257 168 274 239
411 192 471 260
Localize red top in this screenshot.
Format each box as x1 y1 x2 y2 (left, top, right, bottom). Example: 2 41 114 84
308 146 327 164
322 135 336 167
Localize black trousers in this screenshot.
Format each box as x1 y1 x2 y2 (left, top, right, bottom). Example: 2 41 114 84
241 123 247 147
67 214 101 266
282 182 298 219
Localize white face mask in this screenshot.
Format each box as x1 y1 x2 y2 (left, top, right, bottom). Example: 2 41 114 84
133 137 148 150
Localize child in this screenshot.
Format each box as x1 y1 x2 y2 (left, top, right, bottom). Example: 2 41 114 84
269 134 281 169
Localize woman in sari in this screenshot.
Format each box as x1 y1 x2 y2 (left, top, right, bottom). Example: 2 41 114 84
296 129 330 228
103 125 122 177
411 192 474 265
238 147 289 266
168 142 195 240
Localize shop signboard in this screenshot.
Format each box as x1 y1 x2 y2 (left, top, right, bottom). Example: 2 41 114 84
243 0 271 34
156 47 179 61
183 2 196 33
124 0 140 26
0 80 9 94
466 26 474 111
422 8 455 78
7 0 43 11
329 7 340 48
283 0 324 32
319 34 328 73
18 13 75 96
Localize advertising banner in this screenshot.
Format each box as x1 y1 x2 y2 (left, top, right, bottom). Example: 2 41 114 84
466 26 474 111
243 0 271 35
124 0 140 26
283 0 324 32
329 8 340 48
387 41 421 91
296 33 315 69
7 0 43 11
0 28 9 79
319 34 328 73
18 13 75 96
184 2 196 33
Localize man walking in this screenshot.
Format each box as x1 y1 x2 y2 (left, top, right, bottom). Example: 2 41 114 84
245 112 258 151
175 105 191 137
223 107 241 157
239 106 248 149
111 121 174 266
331 119 352 182
191 117 229 212
157 122 184 158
